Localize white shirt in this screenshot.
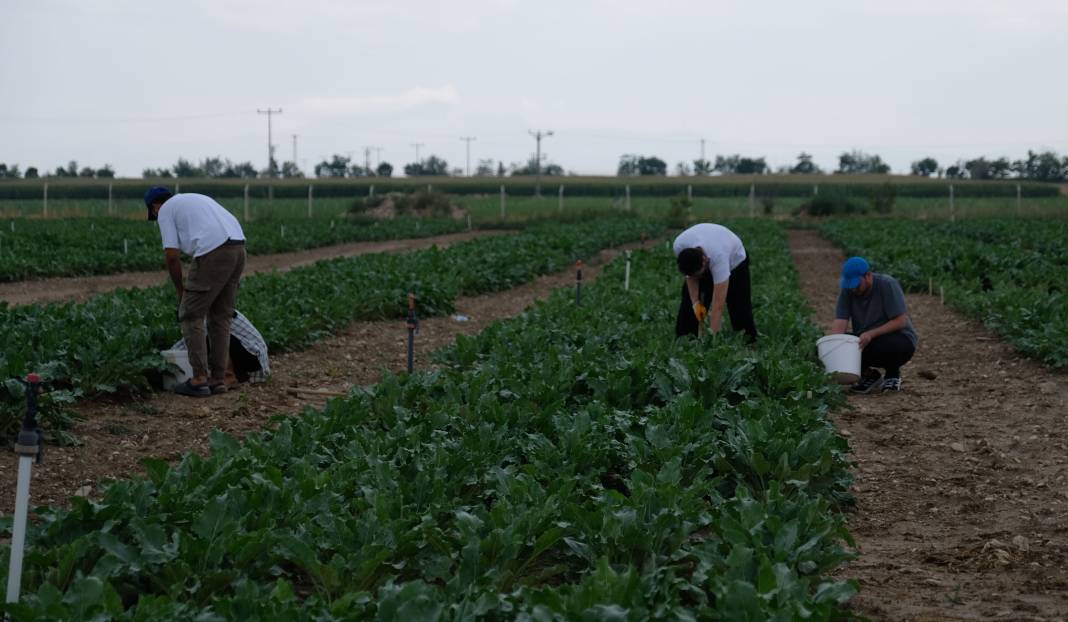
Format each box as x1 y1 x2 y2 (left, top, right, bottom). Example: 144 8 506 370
672 223 747 283
157 193 245 257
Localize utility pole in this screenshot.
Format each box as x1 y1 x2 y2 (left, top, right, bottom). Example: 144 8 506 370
363 147 373 175
460 136 476 176
528 129 553 197
257 108 282 177
700 138 706 162
411 143 425 165
291 134 298 165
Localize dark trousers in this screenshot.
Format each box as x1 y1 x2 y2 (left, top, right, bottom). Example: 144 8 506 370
860 332 915 379
675 257 757 340
179 244 246 381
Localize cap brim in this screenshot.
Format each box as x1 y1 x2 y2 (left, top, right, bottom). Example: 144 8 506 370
840 275 861 289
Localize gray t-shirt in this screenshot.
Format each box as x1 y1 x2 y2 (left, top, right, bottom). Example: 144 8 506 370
835 273 918 346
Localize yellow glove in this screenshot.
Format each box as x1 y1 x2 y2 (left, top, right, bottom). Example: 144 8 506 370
692 302 707 322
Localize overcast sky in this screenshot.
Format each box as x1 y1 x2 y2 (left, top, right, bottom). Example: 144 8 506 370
2 0 1066 177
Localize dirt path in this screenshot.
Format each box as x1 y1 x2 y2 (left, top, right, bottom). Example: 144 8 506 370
0 230 507 306
0 240 654 514
789 229 1068 620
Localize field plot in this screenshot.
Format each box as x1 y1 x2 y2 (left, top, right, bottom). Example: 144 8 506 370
0 217 465 282
0 221 857 619
0 217 653 441
820 218 1068 369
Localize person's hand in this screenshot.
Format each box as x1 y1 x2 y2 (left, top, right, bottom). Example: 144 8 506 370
692 302 707 322
858 331 874 350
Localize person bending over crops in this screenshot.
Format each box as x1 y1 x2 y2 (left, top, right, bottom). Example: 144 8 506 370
673 223 757 341
830 256 918 393
171 310 271 386
145 186 247 398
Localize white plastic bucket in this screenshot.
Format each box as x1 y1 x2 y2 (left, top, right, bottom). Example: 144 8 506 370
160 349 193 390
816 334 861 385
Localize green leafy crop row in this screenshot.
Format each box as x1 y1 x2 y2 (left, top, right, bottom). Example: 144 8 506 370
0 217 655 441
0 220 856 619
821 217 1068 368
0 217 466 282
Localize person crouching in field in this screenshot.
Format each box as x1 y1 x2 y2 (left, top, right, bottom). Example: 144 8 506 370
171 310 271 386
145 186 247 397
831 257 918 393
673 223 757 341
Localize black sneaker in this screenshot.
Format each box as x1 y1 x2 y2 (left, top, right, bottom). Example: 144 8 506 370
850 370 883 394
881 377 902 392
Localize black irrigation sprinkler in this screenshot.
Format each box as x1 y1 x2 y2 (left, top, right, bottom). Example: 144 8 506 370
406 293 419 373
575 260 583 306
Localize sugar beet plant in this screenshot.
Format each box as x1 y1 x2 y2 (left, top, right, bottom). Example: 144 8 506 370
0 220 856 619
0 217 656 441
821 217 1068 369
0 217 466 282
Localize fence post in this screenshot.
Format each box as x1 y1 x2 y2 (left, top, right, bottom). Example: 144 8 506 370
500 185 506 219
243 184 250 221
558 185 564 212
307 184 314 218
42 183 48 218
107 183 113 216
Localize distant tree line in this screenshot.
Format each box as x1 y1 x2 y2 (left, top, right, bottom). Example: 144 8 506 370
1 148 1066 181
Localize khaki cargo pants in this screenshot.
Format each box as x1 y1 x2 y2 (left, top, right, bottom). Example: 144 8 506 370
178 243 247 382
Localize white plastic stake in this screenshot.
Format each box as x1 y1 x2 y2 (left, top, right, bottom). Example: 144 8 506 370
5 455 33 603
307 184 314 218
175 182 180 193
42 183 48 218
500 185 506 219
369 184 375 197
10 220 14 232
558 185 564 212
427 184 432 193
624 251 632 291
243 184 250 221
813 184 819 196
123 239 128 255
687 184 693 201
466 213 472 231
330 219 335 230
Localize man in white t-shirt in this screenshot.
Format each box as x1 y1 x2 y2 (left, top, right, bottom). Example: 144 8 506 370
672 223 757 341
145 186 247 398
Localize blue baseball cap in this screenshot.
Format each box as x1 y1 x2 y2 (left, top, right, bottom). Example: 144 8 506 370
143 186 172 221
840 256 870 289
